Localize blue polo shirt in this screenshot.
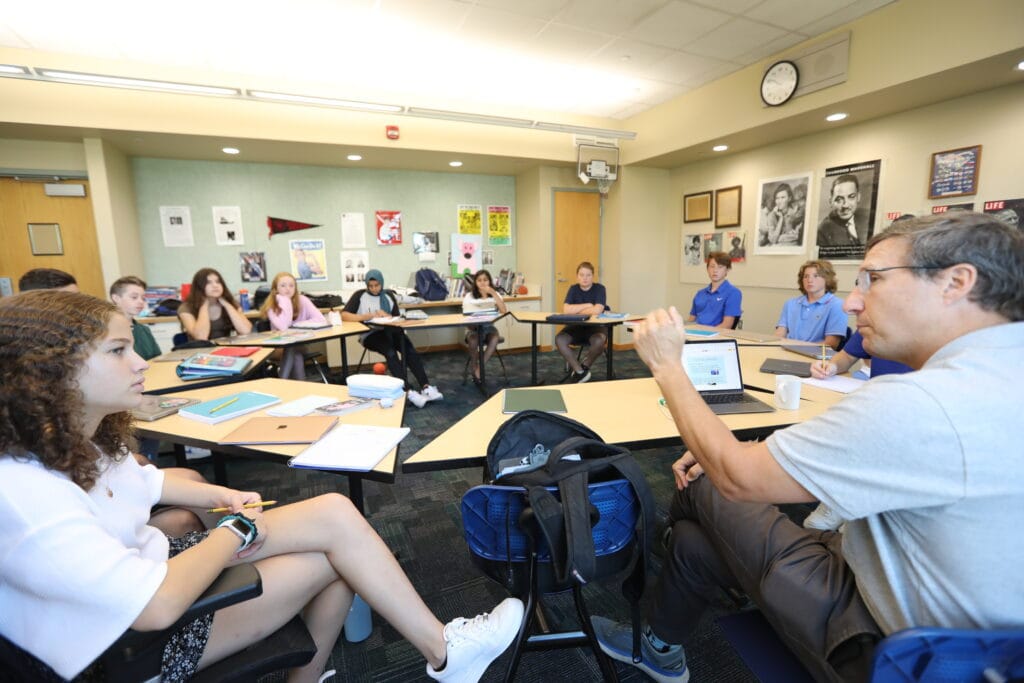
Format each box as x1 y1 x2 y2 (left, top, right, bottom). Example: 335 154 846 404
843 331 913 377
776 291 847 342
690 280 742 326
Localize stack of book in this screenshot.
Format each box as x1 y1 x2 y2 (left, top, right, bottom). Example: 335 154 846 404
175 353 253 380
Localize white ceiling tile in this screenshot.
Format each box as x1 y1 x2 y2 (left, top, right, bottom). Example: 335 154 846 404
627 1 732 50
683 61 744 88
461 4 548 43
474 0 571 21
646 50 731 85
590 38 675 73
380 0 473 33
0 24 30 50
746 0 854 31
734 31 806 63
533 23 613 62
687 0 763 15
555 0 669 35
684 16 788 61
796 0 894 36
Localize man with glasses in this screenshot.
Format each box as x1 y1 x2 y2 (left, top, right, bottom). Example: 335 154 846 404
592 212 1024 683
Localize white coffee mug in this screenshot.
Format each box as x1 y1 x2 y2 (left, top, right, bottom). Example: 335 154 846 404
774 374 802 410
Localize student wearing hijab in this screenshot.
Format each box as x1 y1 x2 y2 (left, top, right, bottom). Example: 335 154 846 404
342 270 443 408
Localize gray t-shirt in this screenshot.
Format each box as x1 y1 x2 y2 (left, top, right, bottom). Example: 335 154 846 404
767 322 1024 634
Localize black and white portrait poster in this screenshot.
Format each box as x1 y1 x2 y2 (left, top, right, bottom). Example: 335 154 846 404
983 198 1023 231
815 159 881 261
702 232 722 259
213 206 244 246
239 252 266 283
754 172 811 255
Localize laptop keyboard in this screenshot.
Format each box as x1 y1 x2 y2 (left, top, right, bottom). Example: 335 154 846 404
704 392 762 405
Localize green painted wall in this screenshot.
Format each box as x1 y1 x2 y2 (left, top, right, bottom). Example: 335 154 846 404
133 158 516 295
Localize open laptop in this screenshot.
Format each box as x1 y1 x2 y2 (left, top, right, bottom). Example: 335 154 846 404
682 339 775 414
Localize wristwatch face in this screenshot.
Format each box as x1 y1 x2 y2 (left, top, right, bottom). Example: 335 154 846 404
761 60 799 106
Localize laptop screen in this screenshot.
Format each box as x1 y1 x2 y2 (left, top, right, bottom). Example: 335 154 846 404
681 339 744 393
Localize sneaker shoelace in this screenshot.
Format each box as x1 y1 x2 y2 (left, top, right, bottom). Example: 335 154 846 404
445 612 495 647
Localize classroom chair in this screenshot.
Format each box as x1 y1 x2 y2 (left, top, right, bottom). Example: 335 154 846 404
460 479 642 682
171 331 215 351
0 564 317 683
461 333 509 387
717 608 1024 683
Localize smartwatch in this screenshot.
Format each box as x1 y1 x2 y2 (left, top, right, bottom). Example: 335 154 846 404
216 514 258 551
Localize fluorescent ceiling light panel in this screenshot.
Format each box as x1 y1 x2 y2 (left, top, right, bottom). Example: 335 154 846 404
248 90 402 113
36 69 239 96
532 121 637 141
405 107 535 129
0 64 29 74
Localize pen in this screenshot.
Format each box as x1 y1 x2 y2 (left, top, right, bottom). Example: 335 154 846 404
821 342 828 364
208 500 277 513
209 396 239 414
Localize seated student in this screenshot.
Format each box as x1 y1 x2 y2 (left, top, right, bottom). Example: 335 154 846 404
18 267 79 293
342 270 443 408
0 290 523 682
593 212 1024 683
110 275 162 361
774 259 847 349
260 272 327 380
556 261 608 384
687 251 742 329
177 267 253 341
463 269 508 385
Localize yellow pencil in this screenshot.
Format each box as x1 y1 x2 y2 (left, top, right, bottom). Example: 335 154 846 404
209 396 240 414
821 342 828 364
208 500 277 514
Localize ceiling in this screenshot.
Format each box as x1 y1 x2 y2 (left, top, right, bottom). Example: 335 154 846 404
0 0 896 120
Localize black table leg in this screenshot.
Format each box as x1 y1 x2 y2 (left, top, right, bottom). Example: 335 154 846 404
348 476 365 514
606 323 614 380
531 323 539 385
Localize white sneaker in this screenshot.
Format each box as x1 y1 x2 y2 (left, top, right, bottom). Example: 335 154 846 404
804 503 845 531
407 389 428 409
422 385 444 402
184 446 212 461
426 597 524 682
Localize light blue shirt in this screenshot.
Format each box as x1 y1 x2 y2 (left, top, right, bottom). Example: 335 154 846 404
776 292 847 341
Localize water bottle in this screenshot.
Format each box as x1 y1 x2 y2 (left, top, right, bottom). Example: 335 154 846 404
239 289 250 311
344 594 372 642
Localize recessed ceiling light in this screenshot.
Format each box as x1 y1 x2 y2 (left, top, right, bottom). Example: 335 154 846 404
1017 60 1024 71
712 144 728 152
347 154 362 161
222 147 240 155
449 161 463 167
826 112 848 122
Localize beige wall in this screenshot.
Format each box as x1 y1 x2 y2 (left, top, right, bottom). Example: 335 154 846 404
0 138 87 174
660 83 1024 333
83 138 143 291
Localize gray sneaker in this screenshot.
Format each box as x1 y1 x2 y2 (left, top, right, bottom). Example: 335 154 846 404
803 503 845 531
591 616 689 683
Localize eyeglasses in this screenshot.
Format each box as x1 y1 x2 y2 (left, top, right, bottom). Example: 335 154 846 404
853 265 946 293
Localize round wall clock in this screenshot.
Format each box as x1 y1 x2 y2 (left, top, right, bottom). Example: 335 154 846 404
760 60 799 107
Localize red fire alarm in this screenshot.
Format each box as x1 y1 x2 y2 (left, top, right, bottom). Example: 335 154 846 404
386 125 400 140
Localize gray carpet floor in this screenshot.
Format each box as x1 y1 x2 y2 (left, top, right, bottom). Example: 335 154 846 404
168 347 769 682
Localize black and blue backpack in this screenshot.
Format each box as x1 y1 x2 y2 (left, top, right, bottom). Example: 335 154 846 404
414 268 449 301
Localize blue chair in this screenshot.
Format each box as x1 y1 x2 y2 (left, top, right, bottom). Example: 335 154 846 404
460 480 642 682
718 609 1024 683
870 627 1024 682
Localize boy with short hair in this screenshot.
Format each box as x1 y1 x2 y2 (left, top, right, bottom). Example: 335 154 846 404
110 276 161 360
688 251 742 329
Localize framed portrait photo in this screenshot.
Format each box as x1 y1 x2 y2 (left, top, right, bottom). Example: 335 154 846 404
683 191 712 223
928 145 981 199
714 186 742 229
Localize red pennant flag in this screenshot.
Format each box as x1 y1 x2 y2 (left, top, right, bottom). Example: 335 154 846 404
267 216 321 237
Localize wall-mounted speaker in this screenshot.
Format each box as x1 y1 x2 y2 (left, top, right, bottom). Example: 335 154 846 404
43 183 86 197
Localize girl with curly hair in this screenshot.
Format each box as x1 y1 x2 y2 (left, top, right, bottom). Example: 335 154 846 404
0 290 521 681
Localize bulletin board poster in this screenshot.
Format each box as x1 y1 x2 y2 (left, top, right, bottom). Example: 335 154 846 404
983 198 1024 229
487 205 512 246
240 252 267 282
702 232 722 259
290 239 328 282
375 210 402 245
341 250 369 288
458 204 482 235
159 206 194 247
213 206 244 245
451 233 482 276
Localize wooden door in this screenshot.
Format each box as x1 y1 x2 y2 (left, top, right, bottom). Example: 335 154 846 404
553 190 601 308
0 178 104 296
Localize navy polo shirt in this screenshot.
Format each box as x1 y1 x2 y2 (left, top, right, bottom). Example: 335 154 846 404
690 280 742 326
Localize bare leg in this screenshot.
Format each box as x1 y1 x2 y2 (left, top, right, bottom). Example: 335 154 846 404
235 494 448 667
555 332 583 373
466 331 481 379
582 331 607 369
